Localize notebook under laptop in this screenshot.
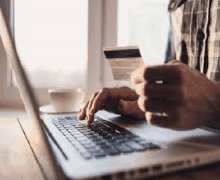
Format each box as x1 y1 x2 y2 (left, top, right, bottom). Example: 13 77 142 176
1 4 220 180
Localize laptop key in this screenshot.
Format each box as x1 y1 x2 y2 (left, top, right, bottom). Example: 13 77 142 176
142 143 161 150
63 125 74 129
87 145 101 151
72 142 85 150
87 135 101 140
102 148 120 156
78 138 92 144
85 133 96 137
65 125 77 129
78 146 89 153
75 125 85 128
95 141 108 146
68 129 79 134
56 117 66 121
69 131 82 135
104 134 113 140
93 151 107 158
136 139 151 144
65 134 74 139
125 141 146 151
90 138 103 143
80 152 92 159
57 126 66 130
82 143 97 149
73 134 85 138
75 137 89 142
60 129 69 134
115 143 133 153
65 116 76 120
81 131 93 136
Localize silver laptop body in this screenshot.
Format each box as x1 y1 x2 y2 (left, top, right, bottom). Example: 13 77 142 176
1 4 220 180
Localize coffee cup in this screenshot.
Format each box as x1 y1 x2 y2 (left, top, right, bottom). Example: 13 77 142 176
48 88 84 112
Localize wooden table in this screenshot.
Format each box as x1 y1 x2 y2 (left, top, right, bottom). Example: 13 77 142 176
0 110 44 180
1 109 220 180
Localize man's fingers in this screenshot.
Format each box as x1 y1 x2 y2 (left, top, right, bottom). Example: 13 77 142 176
131 64 183 85
113 86 139 100
134 83 183 100
90 87 138 114
79 87 139 125
145 110 192 130
86 92 99 125
145 112 171 128
77 101 89 120
119 100 145 119
145 111 178 129
90 88 110 115
138 96 180 112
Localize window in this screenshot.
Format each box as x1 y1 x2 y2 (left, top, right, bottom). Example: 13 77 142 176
0 0 103 107
1 0 170 106
117 0 170 65
1 0 105 106
14 0 88 88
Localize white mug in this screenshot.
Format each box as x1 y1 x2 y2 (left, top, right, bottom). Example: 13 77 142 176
48 88 84 112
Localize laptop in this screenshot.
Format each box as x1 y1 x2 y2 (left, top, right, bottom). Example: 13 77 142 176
1 5 220 180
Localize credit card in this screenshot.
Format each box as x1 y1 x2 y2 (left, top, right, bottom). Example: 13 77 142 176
103 46 144 81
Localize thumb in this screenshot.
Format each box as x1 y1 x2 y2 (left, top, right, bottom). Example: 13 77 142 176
119 100 145 119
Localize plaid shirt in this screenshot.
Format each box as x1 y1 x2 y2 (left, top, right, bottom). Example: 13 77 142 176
165 0 220 83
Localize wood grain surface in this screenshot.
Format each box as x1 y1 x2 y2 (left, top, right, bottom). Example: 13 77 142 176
0 117 44 180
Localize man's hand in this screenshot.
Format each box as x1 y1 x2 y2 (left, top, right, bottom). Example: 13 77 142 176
131 60 219 130
77 87 145 126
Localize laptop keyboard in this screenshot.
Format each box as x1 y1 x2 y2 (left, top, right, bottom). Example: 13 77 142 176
52 116 160 160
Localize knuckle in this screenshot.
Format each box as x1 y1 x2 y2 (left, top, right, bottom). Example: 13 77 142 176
175 63 182 70
119 101 127 114
145 112 154 125
147 115 154 125
91 92 98 98
138 96 148 112
142 67 148 80
131 65 147 83
119 86 130 92
143 83 150 95
143 99 150 110
146 112 172 128
99 87 109 94
121 100 131 110
136 83 149 96
169 59 180 64
89 108 94 115
174 63 184 74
